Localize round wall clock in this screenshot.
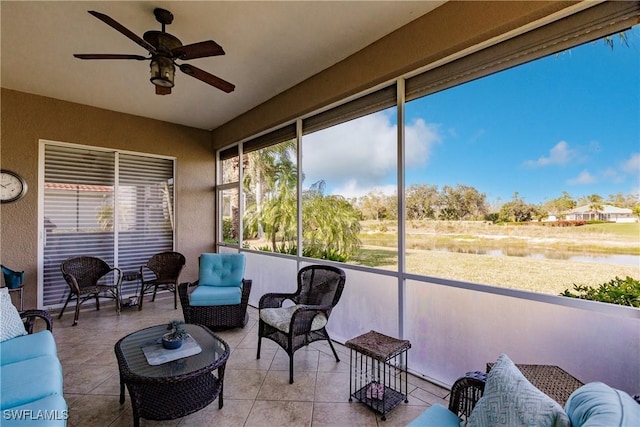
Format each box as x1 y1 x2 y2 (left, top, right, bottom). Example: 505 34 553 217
0 169 28 203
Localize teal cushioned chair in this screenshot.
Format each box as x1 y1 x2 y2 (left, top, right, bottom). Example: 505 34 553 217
178 253 252 329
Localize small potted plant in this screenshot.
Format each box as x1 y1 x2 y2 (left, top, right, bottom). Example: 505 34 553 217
162 320 188 350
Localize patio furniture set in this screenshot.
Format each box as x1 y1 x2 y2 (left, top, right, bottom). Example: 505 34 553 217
4 252 638 426
408 353 640 426
52 252 347 425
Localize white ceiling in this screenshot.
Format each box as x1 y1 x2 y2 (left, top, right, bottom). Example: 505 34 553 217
1 1 444 130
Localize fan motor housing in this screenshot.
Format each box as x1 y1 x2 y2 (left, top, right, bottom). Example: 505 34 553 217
143 31 182 55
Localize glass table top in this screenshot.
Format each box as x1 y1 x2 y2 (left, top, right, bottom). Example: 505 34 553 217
116 323 228 379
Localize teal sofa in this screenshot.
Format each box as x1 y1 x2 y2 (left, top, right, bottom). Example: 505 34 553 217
0 309 67 426
408 354 639 427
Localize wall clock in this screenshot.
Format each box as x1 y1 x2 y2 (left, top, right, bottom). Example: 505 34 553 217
0 169 28 203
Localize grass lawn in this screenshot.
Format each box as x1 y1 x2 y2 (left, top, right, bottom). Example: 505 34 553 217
353 220 640 295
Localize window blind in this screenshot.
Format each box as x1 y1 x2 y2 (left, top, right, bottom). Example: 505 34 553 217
243 123 297 153
406 1 640 101
302 84 397 135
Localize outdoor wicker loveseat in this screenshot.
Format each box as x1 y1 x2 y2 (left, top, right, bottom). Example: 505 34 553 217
407 353 640 427
0 290 67 426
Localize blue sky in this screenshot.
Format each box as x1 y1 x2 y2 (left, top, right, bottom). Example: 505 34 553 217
303 26 639 206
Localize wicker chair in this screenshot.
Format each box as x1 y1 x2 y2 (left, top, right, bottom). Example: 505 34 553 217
257 264 346 384
178 253 252 330
138 251 186 311
406 371 487 426
21 309 54 333
59 256 122 326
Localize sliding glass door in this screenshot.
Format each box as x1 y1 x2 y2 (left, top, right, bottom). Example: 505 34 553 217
41 142 175 308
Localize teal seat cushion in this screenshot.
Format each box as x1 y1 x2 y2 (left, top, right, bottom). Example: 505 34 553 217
1 331 57 366
565 382 640 427
2 394 68 426
0 355 63 410
406 404 461 427
199 253 245 287
189 284 242 306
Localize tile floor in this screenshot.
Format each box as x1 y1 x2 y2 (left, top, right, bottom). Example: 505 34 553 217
50 294 449 426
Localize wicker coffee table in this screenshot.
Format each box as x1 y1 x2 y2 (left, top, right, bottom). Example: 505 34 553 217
115 324 229 427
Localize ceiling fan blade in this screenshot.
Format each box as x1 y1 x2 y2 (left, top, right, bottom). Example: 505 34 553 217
87 10 157 55
179 63 235 93
74 54 148 60
156 86 172 95
171 40 225 60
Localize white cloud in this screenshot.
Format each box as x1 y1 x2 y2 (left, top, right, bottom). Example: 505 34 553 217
601 167 624 184
567 170 596 185
523 140 576 168
621 153 640 175
332 181 397 199
302 111 441 193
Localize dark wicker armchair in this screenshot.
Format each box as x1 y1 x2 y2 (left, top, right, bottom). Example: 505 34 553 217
257 264 346 384
59 256 122 326
447 371 487 419
138 251 185 311
21 309 54 333
406 371 486 426
178 253 252 330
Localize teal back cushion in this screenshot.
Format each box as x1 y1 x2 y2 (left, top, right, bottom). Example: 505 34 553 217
199 253 245 287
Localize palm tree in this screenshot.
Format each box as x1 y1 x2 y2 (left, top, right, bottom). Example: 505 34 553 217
587 194 604 221
243 148 362 260
243 140 296 243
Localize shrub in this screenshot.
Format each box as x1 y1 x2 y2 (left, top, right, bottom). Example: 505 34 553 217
222 217 234 240
560 276 640 307
542 220 587 227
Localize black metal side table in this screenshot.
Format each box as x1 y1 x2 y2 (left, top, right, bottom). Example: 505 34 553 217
346 330 411 420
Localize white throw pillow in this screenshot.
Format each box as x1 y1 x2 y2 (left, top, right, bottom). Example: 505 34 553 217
468 353 570 427
0 287 27 342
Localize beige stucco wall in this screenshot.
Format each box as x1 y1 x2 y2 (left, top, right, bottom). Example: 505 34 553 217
211 0 577 147
0 89 214 308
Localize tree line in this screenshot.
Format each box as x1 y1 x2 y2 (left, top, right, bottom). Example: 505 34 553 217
231 142 638 261
355 185 640 223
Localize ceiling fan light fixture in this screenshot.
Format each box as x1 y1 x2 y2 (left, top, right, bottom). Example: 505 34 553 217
150 56 175 88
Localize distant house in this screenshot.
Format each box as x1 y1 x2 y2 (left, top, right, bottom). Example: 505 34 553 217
564 204 637 223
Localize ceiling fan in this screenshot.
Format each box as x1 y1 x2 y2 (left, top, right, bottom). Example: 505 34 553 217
74 8 235 95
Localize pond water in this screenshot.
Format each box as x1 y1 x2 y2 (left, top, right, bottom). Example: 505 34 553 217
445 249 640 267
363 238 640 267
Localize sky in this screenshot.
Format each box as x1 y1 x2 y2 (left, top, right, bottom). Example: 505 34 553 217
302 26 640 206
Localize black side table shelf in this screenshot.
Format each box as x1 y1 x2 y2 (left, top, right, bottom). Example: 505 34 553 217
346 330 411 420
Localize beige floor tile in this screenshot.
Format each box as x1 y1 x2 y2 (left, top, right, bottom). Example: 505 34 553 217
63 363 116 394
257 370 317 401
225 369 269 400
317 352 349 374
178 399 254 426
270 347 320 373
314 372 351 403
227 346 276 371
245 400 313 427
311 402 379 427
66 393 127 427
46 294 448 426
